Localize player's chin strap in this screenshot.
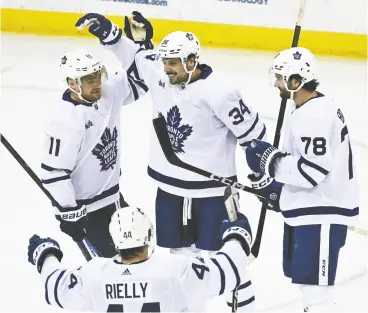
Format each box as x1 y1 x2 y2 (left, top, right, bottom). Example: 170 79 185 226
284 76 305 100
69 78 94 104
181 58 199 87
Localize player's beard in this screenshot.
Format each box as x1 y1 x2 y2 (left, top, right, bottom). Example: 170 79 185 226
279 88 291 99
84 90 101 102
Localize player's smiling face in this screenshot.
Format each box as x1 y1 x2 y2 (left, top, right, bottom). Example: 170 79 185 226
163 57 192 85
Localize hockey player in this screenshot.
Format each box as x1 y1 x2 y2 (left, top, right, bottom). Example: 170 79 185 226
40 49 148 257
245 47 360 311
75 12 266 265
28 206 256 312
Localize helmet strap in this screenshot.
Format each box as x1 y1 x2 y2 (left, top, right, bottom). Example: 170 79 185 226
283 75 305 99
181 57 199 86
68 78 94 104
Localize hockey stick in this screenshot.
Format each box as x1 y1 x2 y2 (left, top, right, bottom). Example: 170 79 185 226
152 116 266 199
224 186 239 312
250 0 308 260
0 133 101 261
348 225 368 237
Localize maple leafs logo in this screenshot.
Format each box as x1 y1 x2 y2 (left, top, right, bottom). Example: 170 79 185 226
293 51 302 60
186 33 194 41
61 56 67 64
92 127 118 172
158 106 193 154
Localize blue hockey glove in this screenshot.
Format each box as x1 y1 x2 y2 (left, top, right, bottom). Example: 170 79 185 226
28 235 63 273
75 13 122 45
245 139 286 177
248 173 283 212
221 213 252 256
56 205 88 242
124 11 154 49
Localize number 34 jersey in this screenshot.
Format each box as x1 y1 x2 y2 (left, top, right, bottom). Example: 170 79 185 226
106 38 267 198
274 93 359 226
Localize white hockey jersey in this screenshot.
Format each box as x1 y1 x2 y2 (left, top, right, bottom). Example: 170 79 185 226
41 71 147 213
40 240 255 312
105 38 266 198
275 93 359 226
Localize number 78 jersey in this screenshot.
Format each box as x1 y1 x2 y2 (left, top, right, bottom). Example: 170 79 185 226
275 93 359 226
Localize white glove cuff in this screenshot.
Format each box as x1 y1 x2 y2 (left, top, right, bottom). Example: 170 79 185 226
102 23 120 43
222 227 252 248
33 242 60 265
59 206 87 222
260 147 282 177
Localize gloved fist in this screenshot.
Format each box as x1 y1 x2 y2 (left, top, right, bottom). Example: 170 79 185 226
248 173 283 212
124 11 154 49
221 213 252 256
75 13 122 45
56 205 88 242
245 139 286 177
28 235 63 273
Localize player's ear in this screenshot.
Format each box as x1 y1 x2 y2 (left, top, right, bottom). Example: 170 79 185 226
67 78 78 92
288 74 301 90
186 54 196 71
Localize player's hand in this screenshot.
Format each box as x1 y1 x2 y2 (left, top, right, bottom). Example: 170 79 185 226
56 205 88 242
75 13 122 45
248 173 282 212
245 139 286 177
28 235 63 273
221 213 252 256
124 11 154 49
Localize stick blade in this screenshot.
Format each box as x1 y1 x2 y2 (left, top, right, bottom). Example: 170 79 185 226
224 186 233 203
224 186 237 222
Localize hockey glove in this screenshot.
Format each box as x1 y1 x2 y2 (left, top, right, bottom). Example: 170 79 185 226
221 213 252 256
248 173 283 212
245 139 286 177
75 13 122 45
124 11 154 49
28 235 63 273
56 205 88 242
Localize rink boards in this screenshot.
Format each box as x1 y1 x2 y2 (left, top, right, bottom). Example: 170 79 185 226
1 0 367 58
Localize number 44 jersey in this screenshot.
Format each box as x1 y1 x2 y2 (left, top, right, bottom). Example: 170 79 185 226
40 240 253 312
274 93 359 226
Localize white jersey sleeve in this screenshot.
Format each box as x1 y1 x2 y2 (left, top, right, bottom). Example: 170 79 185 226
208 81 267 149
275 114 331 188
109 68 149 106
40 255 90 311
180 240 254 311
41 106 84 208
104 36 159 88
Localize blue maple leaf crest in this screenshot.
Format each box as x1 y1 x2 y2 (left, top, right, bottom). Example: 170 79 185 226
92 127 118 172
158 106 193 154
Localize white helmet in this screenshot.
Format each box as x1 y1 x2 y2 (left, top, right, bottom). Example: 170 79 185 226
158 31 201 85
271 47 316 92
109 207 155 253
60 49 107 102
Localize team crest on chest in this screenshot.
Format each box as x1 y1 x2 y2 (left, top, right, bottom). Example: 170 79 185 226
92 127 118 171
158 105 193 154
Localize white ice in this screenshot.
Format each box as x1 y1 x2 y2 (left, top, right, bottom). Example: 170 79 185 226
0 34 367 313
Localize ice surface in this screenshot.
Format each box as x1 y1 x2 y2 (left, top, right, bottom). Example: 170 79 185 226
0 34 367 312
